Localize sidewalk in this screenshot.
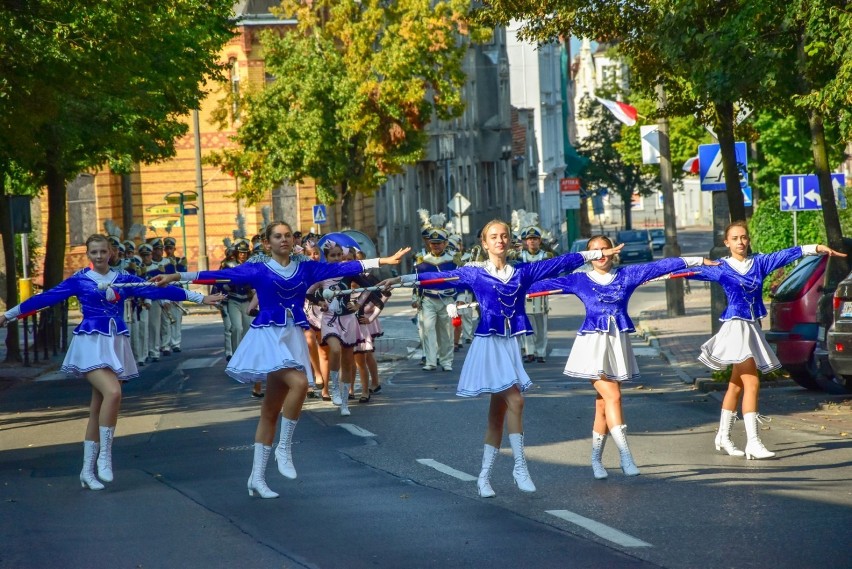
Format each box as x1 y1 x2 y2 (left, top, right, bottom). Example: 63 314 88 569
637 283 852 436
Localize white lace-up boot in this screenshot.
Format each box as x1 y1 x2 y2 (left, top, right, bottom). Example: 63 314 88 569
714 409 745 457
97 426 115 482
80 441 104 491
274 417 298 479
610 424 640 476
591 431 609 480
477 444 499 498
743 412 776 460
329 371 342 406
247 443 279 499
339 383 351 416
508 433 536 492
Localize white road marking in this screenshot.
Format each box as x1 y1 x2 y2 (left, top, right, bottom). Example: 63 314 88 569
35 371 68 382
179 357 221 370
550 348 570 357
545 510 652 548
416 459 477 482
338 423 377 437
633 347 660 357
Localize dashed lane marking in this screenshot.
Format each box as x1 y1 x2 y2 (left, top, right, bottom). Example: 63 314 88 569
546 510 652 548
415 459 477 482
179 357 222 370
338 423 377 437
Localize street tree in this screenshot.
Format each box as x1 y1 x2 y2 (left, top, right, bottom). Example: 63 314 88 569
0 0 235 289
207 0 489 226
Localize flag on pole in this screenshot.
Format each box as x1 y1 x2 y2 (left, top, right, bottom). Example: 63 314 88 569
682 156 700 174
594 96 638 126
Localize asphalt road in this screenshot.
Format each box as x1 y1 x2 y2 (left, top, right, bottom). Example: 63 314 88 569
1 237 850 569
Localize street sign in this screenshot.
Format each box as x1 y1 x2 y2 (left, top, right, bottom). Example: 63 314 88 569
147 205 181 216
640 125 660 165
313 204 327 225
182 208 198 216
779 173 846 211
560 177 581 210
165 191 197 205
699 142 747 191
447 192 470 215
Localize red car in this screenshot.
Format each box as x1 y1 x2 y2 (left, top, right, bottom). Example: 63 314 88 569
765 255 827 390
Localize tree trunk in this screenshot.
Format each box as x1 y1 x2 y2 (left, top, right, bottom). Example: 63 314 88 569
0 173 21 362
43 165 67 290
656 85 684 316
622 191 633 230
339 180 355 229
808 109 849 281
714 101 746 222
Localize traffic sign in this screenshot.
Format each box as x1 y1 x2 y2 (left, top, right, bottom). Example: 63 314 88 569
699 142 748 191
147 206 181 216
447 192 470 215
313 204 327 224
779 173 846 211
182 208 198 216
165 191 197 205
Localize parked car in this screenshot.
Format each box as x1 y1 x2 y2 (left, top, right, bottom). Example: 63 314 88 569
764 255 827 390
819 267 852 393
569 238 588 253
615 230 653 264
649 229 665 251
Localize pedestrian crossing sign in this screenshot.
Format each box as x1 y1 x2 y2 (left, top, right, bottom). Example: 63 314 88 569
312 204 327 225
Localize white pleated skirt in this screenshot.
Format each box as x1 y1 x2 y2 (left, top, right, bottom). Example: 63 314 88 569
61 332 139 381
699 319 780 373
225 324 315 385
563 323 639 383
456 334 532 397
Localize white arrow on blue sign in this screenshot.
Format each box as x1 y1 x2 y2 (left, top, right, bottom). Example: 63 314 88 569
778 173 846 211
698 141 752 207
312 204 328 224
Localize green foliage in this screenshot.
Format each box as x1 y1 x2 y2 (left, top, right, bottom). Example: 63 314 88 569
209 0 487 207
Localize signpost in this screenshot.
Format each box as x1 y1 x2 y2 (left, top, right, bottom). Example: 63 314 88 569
313 204 327 225
560 177 581 210
163 191 197 258
779 173 847 246
698 142 752 206
447 192 470 236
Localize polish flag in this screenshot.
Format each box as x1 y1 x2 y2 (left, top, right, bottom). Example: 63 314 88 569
682 156 700 174
595 96 638 126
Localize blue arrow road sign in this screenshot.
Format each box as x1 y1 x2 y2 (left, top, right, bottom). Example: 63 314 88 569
779 173 846 211
312 204 328 224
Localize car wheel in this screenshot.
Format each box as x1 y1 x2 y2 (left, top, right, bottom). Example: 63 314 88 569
815 373 852 394
786 354 822 391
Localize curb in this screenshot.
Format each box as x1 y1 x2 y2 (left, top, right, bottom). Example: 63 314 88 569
637 323 696 386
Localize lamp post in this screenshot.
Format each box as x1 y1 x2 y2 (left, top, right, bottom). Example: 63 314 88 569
193 109 209 271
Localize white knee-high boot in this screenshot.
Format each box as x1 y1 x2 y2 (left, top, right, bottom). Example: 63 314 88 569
339 382 351 416
714 409 745 457
80 441 104 491
97 426 115 482
591 431 609 480
247 443 279 499
477 444 499 498
508 433 536 492
329 370 341 406
744 412 775 460
275 417 298 479
610 424 640 476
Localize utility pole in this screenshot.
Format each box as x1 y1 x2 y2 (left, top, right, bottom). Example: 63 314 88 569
656 85 684 316
193 110 209 271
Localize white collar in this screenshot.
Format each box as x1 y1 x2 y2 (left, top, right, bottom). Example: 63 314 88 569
266 257 299 279
485 261 514 283
587 270 615 285
85 268 117 284
724 256 754 275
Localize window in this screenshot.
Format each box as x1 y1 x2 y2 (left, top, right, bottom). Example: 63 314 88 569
67 174 97 246
229 57 241 121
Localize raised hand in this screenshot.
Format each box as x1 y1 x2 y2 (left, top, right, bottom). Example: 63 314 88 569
381 247 412 265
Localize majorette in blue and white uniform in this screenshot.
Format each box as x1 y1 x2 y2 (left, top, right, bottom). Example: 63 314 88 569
685 245 820 373
3 268 204 380
178 257 381 384
401 250 602 397
531 257 703 382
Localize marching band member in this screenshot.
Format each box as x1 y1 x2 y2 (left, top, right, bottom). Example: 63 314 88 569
0 234 222 490
517 223 553 363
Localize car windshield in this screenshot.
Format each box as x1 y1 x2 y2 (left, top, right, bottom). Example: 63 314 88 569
772 255 823 302
617 231 649 243
570 239 587 253
650 229 664 238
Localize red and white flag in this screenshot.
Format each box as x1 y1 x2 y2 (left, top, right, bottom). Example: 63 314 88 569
682 156 699 174
595 96 638 126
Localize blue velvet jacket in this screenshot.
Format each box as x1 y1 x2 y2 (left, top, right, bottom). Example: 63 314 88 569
530 257 689 335
403 251 597 337
8 269 199 336
683 246 805 322
184 258 372 329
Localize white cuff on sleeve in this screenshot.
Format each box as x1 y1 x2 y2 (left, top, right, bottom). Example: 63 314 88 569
801 244 819 256
185 290 204 303
180 271 198 280
682 257 704 267
401 274 418 286
4 306 21 320
360 258 380 270
580 250 603 262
